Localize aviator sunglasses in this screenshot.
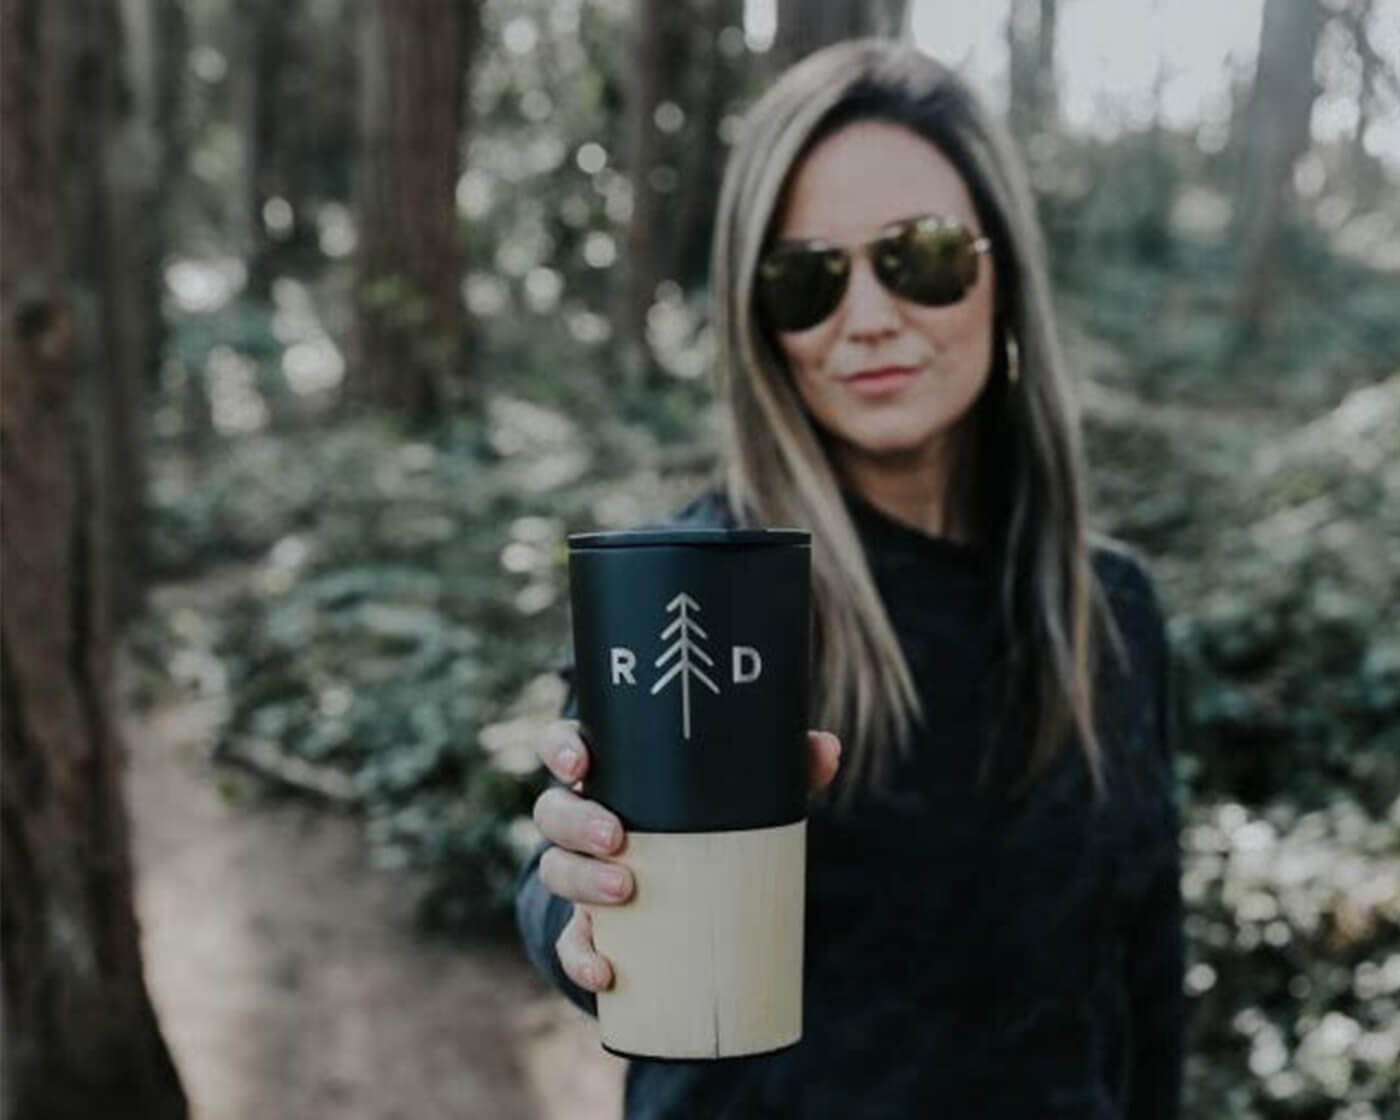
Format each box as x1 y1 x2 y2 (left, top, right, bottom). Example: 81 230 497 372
756 214 991 333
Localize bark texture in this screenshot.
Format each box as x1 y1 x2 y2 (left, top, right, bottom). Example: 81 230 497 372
352 0 478 422
1233 0 1326 338
615 0 747 384
770 0 908 71
1007 0 1058 143
0 1 187 1116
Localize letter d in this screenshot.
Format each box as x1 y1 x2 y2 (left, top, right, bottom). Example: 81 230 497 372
732 646 762 684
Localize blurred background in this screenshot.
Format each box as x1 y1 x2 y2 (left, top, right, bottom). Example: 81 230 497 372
2 1 1397 1117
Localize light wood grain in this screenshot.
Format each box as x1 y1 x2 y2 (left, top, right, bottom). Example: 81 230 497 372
585 820 806 1060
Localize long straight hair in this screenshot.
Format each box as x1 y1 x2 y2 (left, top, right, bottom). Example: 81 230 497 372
709 40 1118 802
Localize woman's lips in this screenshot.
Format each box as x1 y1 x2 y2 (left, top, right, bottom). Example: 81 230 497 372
842 365 919 397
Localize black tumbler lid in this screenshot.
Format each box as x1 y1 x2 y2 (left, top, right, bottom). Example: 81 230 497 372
569 527 809 549
567 526 811 832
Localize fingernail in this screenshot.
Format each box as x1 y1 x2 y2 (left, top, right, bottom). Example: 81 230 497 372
601 868 628 897
558 746 581 775
590 819 619 852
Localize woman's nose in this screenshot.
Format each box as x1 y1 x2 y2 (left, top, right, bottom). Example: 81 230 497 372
840 254 900 340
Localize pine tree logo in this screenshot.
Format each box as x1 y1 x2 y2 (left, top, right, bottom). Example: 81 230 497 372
649 592 720 740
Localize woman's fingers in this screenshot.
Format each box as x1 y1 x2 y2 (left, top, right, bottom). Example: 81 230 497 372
807 730 842 795
556 905 614 992
541 729 835 992
539 844 634 905
533 786 624 858
535 720 590 785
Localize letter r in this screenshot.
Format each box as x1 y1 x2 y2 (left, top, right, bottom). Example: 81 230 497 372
610 647 636 685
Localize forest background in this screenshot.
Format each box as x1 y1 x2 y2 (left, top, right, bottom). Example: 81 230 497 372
3 1 1398 1117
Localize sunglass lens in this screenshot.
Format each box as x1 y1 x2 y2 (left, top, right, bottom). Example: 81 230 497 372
757 246 850 331
875 219 980 307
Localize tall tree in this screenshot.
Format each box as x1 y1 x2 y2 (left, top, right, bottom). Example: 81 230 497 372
352 0 480 423
1338 0 1389 210
1 0 188 1115
616 0 665 384
615 0 698 384
770 0 909 73
77 0 186 628
611 0 914 387
1233 0 1327 340
663 0 746 294
238 0 314 298
1007 0 1058 143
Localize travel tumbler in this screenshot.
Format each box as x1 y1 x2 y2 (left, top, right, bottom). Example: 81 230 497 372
567 525 811 1060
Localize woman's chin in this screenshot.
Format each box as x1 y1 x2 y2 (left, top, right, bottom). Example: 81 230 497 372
835 423 951 463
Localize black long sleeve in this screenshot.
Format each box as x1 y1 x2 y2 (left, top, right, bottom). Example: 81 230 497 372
512 488 1186 1119
1125 856 1184 1120
1125 597 1185 1120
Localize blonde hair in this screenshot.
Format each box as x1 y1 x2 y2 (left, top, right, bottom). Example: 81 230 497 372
709 40 1116 803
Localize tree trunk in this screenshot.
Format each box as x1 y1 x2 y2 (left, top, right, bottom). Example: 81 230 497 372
666 0 745 293
70 0 145 631
1345 0 1384 210
79 0 185 630
615 0 778 384
1037 0 1057 115
231 0 304 426
615 0 669 384
770 0 908 72
1007 0 1058 143
0 1 188 1116
1136 0 1173 261
239 0 318 299
352 0 477 425
1233 0 1326 340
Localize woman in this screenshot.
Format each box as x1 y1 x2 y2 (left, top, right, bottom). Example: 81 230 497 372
517 39 1182 1119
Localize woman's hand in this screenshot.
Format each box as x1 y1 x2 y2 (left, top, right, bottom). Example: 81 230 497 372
532 720 842 993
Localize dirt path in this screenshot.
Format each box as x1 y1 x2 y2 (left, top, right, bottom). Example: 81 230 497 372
122 578 625 1120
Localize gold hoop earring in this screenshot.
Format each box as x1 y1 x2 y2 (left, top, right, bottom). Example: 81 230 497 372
1006 333 1021 385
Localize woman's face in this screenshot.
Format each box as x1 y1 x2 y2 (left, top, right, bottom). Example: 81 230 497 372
767 120 996 467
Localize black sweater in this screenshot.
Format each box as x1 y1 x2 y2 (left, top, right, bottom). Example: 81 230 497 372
516 488 1183 1119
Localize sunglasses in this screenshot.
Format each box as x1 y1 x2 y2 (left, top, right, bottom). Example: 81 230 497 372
756 214 991 333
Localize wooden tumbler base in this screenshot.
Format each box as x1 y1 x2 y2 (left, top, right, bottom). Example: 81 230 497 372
585 819 806 1060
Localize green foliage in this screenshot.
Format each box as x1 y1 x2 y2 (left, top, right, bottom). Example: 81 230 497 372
1046 131 1400 420
173 421 569 931
147 3 1400 1108
1181 798 1399 1116
147 431 321 575
147 346 1399 1114
1041 129 1186 270
144 326 716 929
1087 371 1400 1118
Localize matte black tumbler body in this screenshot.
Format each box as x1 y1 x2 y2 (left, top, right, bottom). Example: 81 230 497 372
567 526 811 1060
